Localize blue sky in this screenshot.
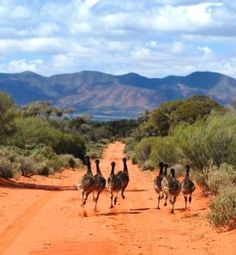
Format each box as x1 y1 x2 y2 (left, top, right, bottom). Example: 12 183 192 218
0 0 236 78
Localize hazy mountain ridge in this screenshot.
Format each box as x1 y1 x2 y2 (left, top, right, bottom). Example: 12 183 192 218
0 70 236 119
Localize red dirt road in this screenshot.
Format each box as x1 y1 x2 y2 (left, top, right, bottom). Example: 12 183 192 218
0 141 235 255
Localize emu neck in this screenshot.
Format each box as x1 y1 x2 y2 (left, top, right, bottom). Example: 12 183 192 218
96 163 101 175
110 165 115 175
186 169 190 177
159 166 164 175
87 163 92 175
123 161 128 174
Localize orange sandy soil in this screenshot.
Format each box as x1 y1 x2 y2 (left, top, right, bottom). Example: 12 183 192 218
0 141 235 255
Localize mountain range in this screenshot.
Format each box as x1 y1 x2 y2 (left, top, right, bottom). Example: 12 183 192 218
0 70 236 119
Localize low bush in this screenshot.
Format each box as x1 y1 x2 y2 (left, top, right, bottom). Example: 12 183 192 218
0 145 82 178
86 141 109 159
0 157 20 178
174 113 236 170
134 138 153 168
208 186 236 230
133 136 180 170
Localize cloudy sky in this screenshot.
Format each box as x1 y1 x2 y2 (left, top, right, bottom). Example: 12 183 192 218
0 0 236 78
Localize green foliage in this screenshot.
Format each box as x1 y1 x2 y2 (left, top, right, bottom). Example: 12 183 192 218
53 133 86 159
86 140 109 159
8 117 62 149
208 186 236 230
20 101 72 120
0 92 17 143
150 136 180 165
133 136 180 170
7 117 86 159
0 156 19 178
134 138 154 168
138 95 225 138
174 113 236 170
195 163 236 193
0 145 82 178
193 163 236 230
103 119 139 138
124 137 138 163
207 164 236 195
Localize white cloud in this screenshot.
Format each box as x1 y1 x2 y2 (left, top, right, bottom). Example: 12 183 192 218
0 0 236 79
6 59 45 73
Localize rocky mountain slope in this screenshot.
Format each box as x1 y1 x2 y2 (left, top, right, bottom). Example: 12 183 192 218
0 70 235 119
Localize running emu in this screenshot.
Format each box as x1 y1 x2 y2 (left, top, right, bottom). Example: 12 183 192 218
78 156 95 207
107 161 122 208
161 163 169 207
93 159 106 211
168 168 181 214
116 157 129 199
154 162 164 209
181 165 196 210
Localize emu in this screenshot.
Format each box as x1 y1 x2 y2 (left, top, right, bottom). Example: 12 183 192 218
168 168 181 214
78 156 95 207
161 163 169 207
93 159 106 211
107 161 122 208
116 157 129 199
154 162 164 209
181 165 196 210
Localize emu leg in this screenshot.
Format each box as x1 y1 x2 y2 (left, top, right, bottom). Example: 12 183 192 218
109 192 114 208
184 195 188 209
81 192 88 207
189 195 192 204
164 193 168 206
114 191 119 205
157 193 161 209
121 188 125 199
171 196 177 214
94 191 101 211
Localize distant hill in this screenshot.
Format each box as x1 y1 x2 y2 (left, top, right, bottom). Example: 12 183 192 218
0 70 236 119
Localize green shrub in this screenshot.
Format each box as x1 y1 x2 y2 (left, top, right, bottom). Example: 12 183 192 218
207 164 236 195
86 141 107 159
53 133 86 159
0 145 82 178
194 163 236 193
8 117 62 149
133 136 180 170
208 186 236 230
150 136 180 166
142 159 155 171
19 156 38 176
174 113 236 170
0 157 20 178
134 138 153 167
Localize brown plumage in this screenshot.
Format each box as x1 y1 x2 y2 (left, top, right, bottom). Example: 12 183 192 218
93 159 106 211
107 162 122 208
181 165 196 209
161 163 170 207
116 157 129 199
78 156 95 207
154 162 164 209
168 168 181 214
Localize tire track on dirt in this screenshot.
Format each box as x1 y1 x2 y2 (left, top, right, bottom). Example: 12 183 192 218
0 191 57 255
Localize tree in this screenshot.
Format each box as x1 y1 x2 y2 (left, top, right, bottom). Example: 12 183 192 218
136 95 226 137
0 92 17 143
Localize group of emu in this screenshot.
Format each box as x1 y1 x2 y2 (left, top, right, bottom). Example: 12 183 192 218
78 157 196 213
